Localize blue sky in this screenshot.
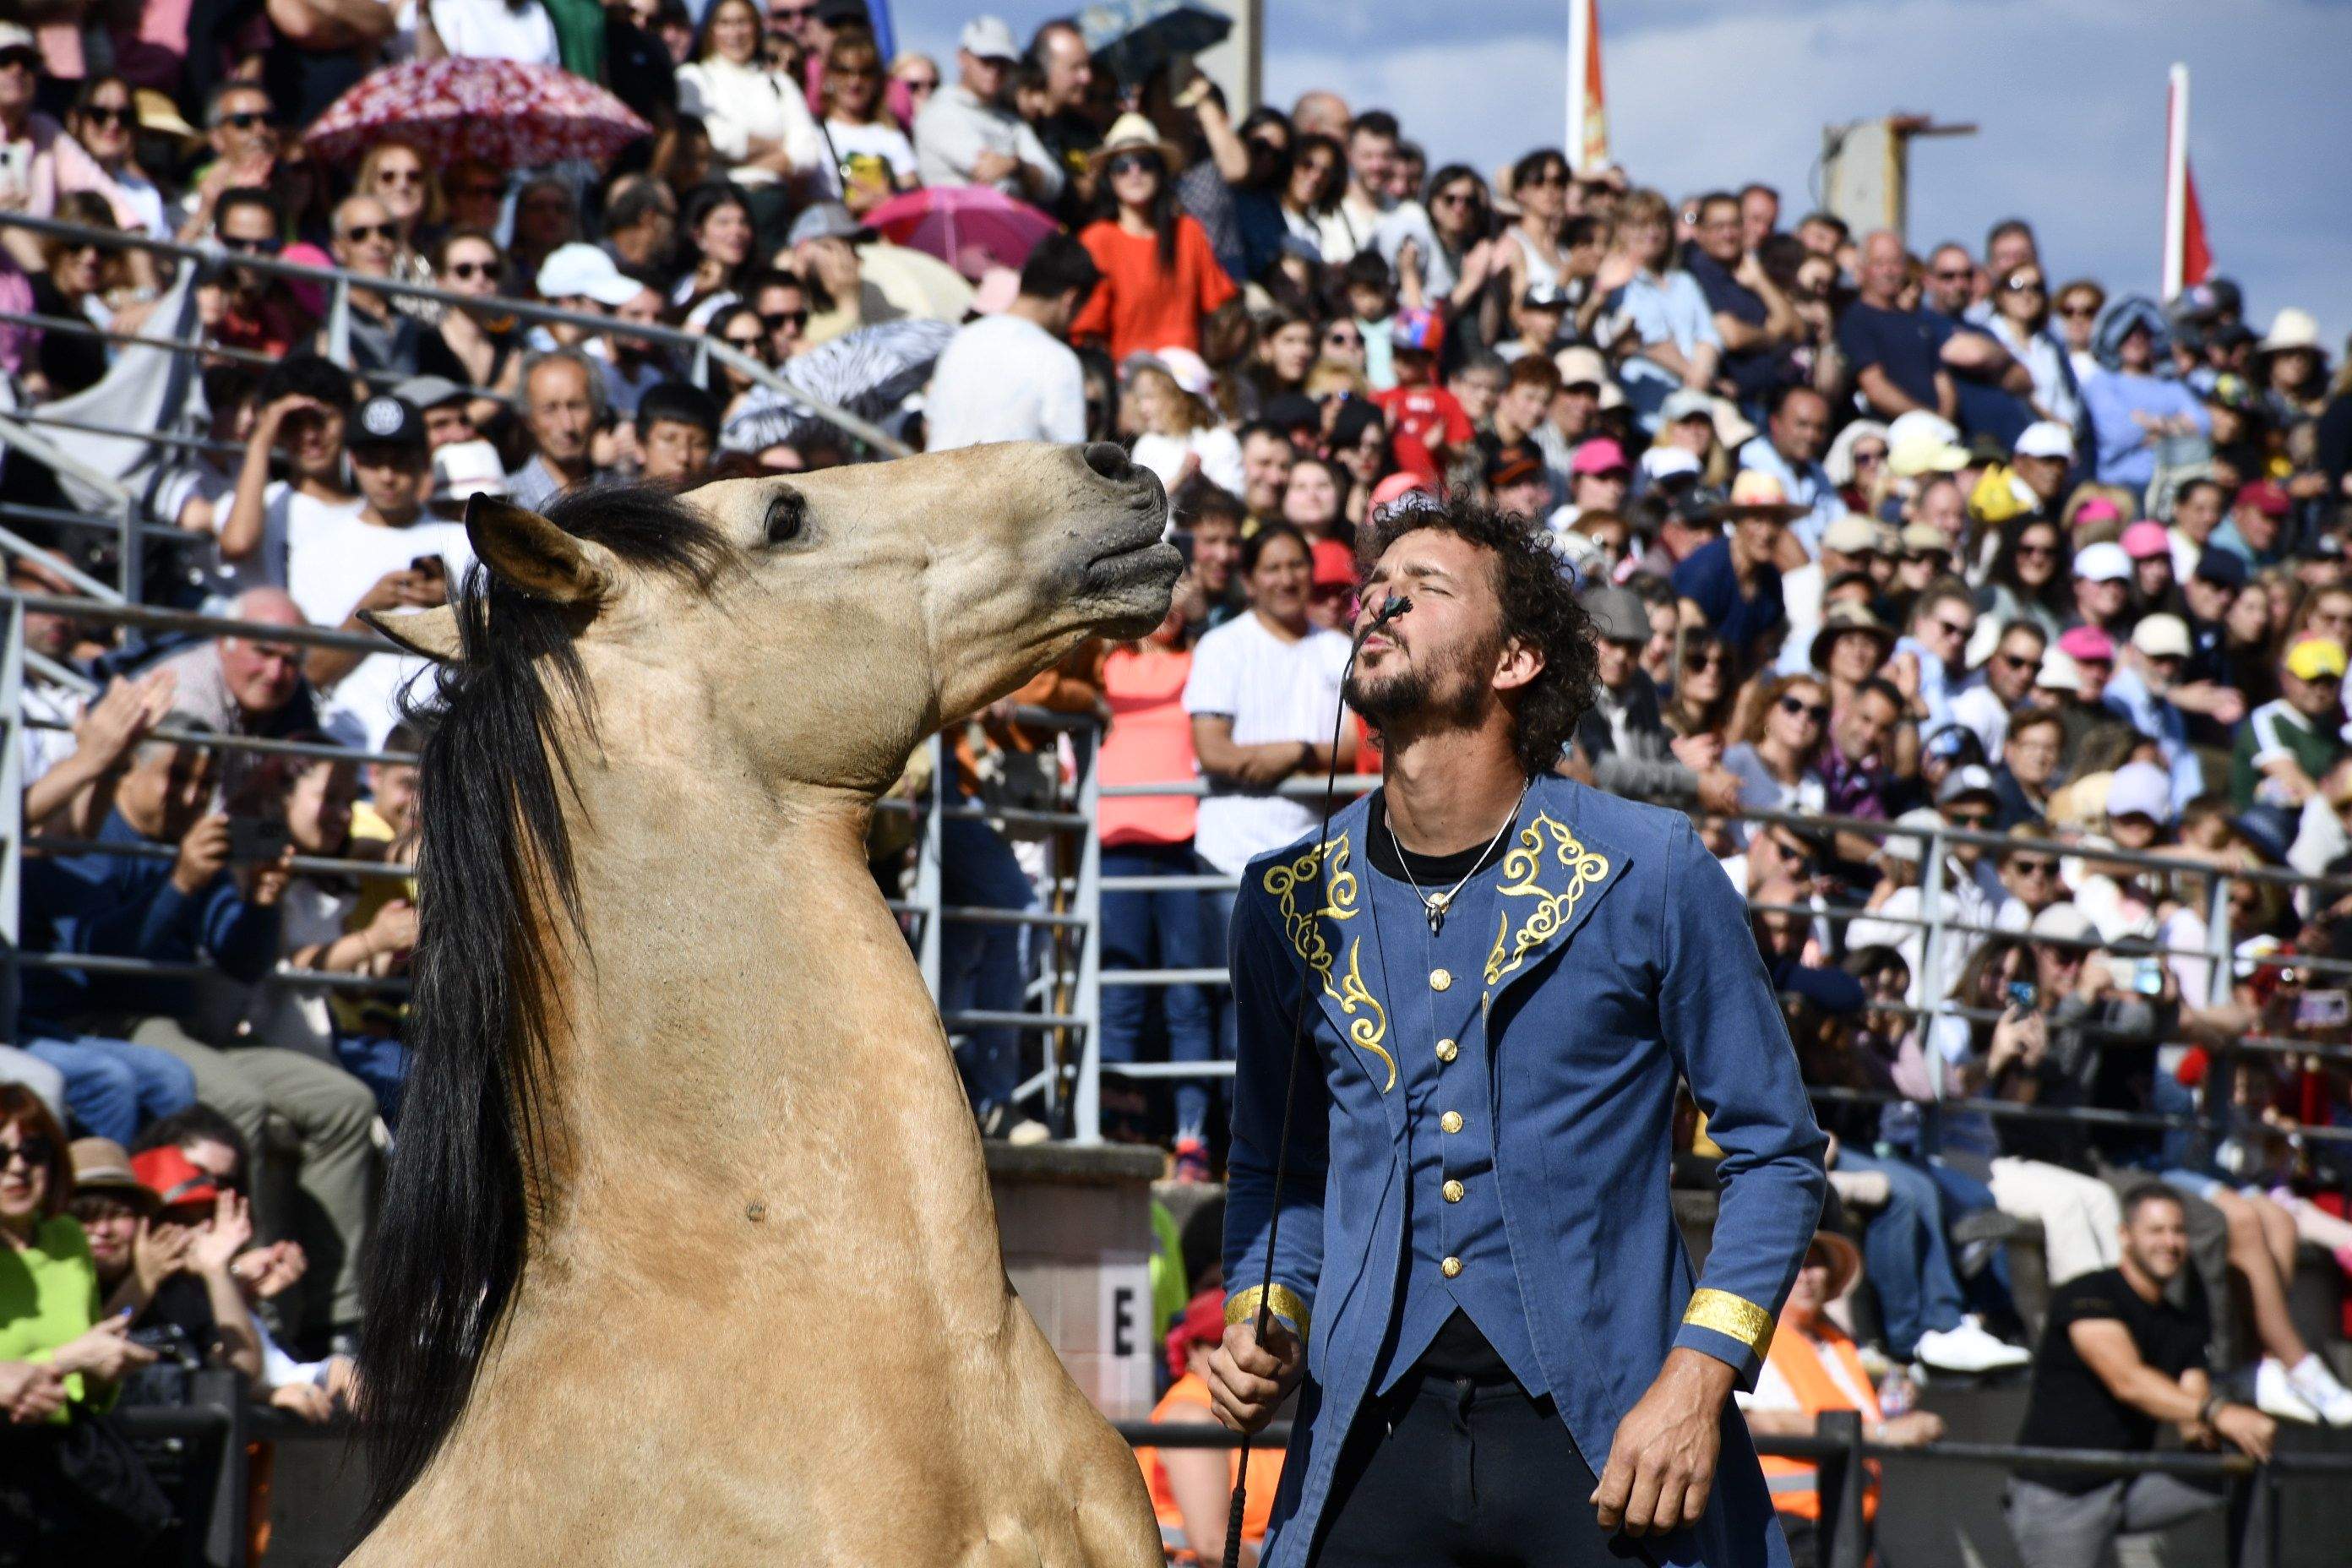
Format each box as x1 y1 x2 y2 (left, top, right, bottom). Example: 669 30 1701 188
885 0 2352 343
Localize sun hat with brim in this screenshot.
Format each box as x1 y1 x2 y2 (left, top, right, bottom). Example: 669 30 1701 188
1810 602 1896 672
133 89 201 144
69 1138 161 1214
1706 469 1807 524
2036 647 2083 694
1820 514 1883 556
129 1146 220 1211
1091 113 1186 177
1799 1229 1863 1301
2255 307 2322 357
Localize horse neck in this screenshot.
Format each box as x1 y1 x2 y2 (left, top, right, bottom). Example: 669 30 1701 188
525 745 1007 1304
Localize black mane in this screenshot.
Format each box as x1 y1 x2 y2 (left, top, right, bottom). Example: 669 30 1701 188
356 486 732 1533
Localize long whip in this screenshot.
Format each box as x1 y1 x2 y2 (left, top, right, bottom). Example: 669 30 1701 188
1221 593 1409 1568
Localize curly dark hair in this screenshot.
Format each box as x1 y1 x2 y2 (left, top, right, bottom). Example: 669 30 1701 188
1353 499 1598 777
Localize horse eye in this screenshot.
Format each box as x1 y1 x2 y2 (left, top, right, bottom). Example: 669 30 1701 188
765 490 806 547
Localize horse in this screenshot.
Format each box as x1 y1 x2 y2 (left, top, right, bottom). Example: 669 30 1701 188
345 444 1179 1565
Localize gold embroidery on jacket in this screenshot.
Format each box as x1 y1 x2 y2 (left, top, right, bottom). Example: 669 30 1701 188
1264 836 1396 1092
1484 814 1611 987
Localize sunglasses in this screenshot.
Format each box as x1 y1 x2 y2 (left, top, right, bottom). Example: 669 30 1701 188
2015 542 2056 558
762 308 808 330
901 75 939 91
222 110 276 130
1326 329 1361 346
1433 189 1478 209
772 2 816 18
721 332 766 350
1684 649 1724 669
376 167 425 187
1107 152 1161 178
833 64 881 79
2005 277 2045 294
2056 302 2099 318
1778 695 1831 723
1854 448 1886 466
0 1135 54 1169
2009 857 2059 877
1525 170 1569 188
1930 617 1972 640
1947 809 1996 829
221 235 280 256
1931 268 1971 283
445 260 495 280
340 221 395 244
78 106 133 128
0 52 41 73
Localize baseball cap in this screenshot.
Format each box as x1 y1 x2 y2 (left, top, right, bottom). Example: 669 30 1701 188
1659 388 1715 427
1142 346 1213 400
2119 520 2171 560
0 23 34 56
1392 306 1445 354
2072 541 2131 583
1486 439 1546 490
957 14 1018 59
2104 761 2174 825
2235 479 2290 519
536 242 642 308
1309 537 1357 590
2191 547 2248 589
2036 647 2083 693
1886 411 1967 477
1820 514 1882 555
2028 902 2095 945
1520 281 1571 312
2072 496 2123 530
2131 613 2191 660
394 373 468 412
2013 421 2076 461
1554 345 1607 389
1582 585 1650 645
2285 637 2349 683
1569 437 1629 477
433 438 506 504
350 393 427 449
1882 806 1942 865
1936 764 2000 808
69 1138 159 1213
1638 445 1701 485
787 200 864 246
130 1146 221 1211
2056 625 2116 665
1778 965 1866 1018
1369 471 1435 514
1897 522 1947 557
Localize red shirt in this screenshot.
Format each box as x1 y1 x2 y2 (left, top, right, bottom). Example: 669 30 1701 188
1070 215 1237 365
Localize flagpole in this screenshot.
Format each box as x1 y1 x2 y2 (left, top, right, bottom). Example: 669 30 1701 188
1568 0 1591 169
2162 63 2189 301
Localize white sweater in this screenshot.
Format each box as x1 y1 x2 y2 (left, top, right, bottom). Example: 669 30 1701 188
675 57 825 189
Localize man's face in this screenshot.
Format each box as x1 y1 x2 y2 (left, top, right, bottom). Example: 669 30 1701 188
1834 690 1899 761
526 361 597 465
1347 128 1396 198
10 562 78 657
2234 501 2281 553
332 197 396 278
2001 840 2061 903
1859 233 1907 303
1593 636 1640 692
1914 598 1976 672
2120 1196 2190 1285
2073 656 2113 703
1770 390 1828 464
1741 188 1778 249
2014 452 2066 504
1190 517 1240 595
220 631 303 714
1989 630 2044 703
754 284 808 362
1451 369 1504 426
1988 227 2037 278
217 200 280 300
1914 480 1964 542
2175 485 2223 540
119 741 218 842
1497 380 1550 438
960 48 1013 102
2005 721 2061 788
1797 217 1841 259
350 442 433 517
2286 667 2344 722
279 401 345 480
210 87 276 165
1346 531 1517 732
1240 433 1293 516
1732 513 1784 561
1551 384 1598 440
422 401 475 449
2182 574 2231 623
1495 476 1550 520
612 288 664 361
1037 25 1091 111
369 759 419 832
1925 247 1974 316
640 417 713 482
1694 199 1742 266
1574 469 1628 512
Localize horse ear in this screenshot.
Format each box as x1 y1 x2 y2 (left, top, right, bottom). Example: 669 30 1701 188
465 495 613 606
361 605 463 662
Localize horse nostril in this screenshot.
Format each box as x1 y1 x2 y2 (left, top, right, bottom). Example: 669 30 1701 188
1082 442 1136 485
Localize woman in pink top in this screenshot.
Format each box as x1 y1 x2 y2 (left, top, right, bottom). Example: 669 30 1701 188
1096 602 1217 1179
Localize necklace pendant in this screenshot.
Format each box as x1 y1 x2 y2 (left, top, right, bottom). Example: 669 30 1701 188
1426 893 1450 936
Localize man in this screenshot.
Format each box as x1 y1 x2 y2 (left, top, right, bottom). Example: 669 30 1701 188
1182 489 1245 634
1024 19 1098 198
177 81 280 238
2104 613 2235 811
1289 90 1349 142
1685 192 1802 405
1482 356 1560 471
1539 346 1613 461
1553 437 1631 533
1838 232 1956 422
1919 242 2035 440
633 381 719 484
1485 441 1552 523
1848 765 2006 998
157 590 324 762
1236 422 1294 530
1740 184 1779 250
2180 544 2244 693
318 193 421 378
1890 579 1978 735
1985 219 2039 283
746 269 811 363
1737 386 1839 551
1674 471 1805 674
534 241 645 353
2008 422 2074 519
2006 1186 2273 1568
2208 480 2290 570
395 374 477 449
507 349 611 512
20 721 382 1346
925 233 1096 449
1328 110 1400 261
602 283 673 416
289 393 475 749
1778 516 1886 676
2070 542 2132 636
1211 498 1826 1566
2232 637 2350 808
1820 675 1904 845
1991 709 2066 830
913 16 1064 204
1950 621 2050 757
1448 351 1507 432
2048 627 2128 775
1575 585 1734 813
596 178 679 289
1794 211 1846 261
217 352 360 597
208 187 315 357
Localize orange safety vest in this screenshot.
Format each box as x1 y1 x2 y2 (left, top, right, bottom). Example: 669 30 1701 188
1135 1372 1284 1563
1757 1317 1883 1523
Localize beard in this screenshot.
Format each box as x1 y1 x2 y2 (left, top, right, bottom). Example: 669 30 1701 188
1344 629 1497 736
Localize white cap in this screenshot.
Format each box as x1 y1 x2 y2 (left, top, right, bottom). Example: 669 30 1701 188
1883 806 1943 865
2028 902 2094 944
2131 613 2191 660
432 439 506 504
2036 647 2083 693
2013 420 2076 461
1638 445 1701 482
2073 541 2132 583
2105 761 2175 825
1153 346 1214 400
0 23 34 52
958 14 1019 59
535 242 642 308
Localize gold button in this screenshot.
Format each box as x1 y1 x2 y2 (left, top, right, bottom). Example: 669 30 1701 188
1440 1110 1463 1135
1429 967 1452 992
1442 1179 1465 1203
1441 1256 1463 1278
1435 1038 1459 1064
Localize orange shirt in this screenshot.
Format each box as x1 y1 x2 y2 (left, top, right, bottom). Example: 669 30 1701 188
1135 1372 1282 1560
1099 643 1197 847
1070 216 1238 365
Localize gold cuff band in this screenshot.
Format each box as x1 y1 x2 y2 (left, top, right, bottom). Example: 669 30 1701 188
1684 1288 1774 1358
1226 1283 1311 1342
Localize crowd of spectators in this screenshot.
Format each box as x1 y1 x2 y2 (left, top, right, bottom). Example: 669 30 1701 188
0 1 2349 1556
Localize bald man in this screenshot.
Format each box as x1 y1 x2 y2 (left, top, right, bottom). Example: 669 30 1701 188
1290 89 1351 141
160 590 325 754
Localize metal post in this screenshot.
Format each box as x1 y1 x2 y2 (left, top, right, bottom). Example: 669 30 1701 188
324 273 352 368
1916 825 1949 1098
115 493 141 605
1 600 24 1033
1071 724 1104 1146
1816 1409 1867 1568
189 1367 250 1568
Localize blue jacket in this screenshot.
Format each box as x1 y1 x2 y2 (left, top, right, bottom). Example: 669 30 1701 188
1224 776 1827 1566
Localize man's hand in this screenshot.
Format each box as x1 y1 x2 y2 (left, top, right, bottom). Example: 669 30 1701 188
70 668 177 776
969 149 1020 186
351 567 447 618
173 814 233 894
2213 1402 2276 1462
1206 1315 1304 1435
1696 767 1742 816
1592 1348 1734 1538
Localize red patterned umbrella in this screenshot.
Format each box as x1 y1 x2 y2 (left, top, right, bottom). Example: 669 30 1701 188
303 58 651 169
863 187 1060 282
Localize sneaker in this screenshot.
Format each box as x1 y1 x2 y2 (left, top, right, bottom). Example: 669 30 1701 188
1173 1137 1211 1183
1915 1316 2032 1375
2286 1353 2352 1429
1004 1117 1053 1147
2256 1356 2321 1424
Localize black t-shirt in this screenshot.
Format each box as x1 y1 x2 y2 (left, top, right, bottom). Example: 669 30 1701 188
1685 250 1796 402
2014 1266 2209 1493
1837 302 1946 410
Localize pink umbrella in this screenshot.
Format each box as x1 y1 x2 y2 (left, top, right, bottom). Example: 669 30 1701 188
863 187 1060 283
303 58 651 169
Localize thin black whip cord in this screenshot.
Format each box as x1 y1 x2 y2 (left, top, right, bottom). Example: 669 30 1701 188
1221 595 1405 1568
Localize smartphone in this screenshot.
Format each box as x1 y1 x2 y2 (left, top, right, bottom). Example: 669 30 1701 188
409 554 447 581
2131 957 2165 997
2295 990 2349 1029
2005 980 2038 1011
226 815 289 863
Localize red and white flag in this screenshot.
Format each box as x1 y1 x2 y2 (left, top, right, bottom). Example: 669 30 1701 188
2163 63 2212 299
1568 0 1609 173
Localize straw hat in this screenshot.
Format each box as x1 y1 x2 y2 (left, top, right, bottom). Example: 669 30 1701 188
2256 307 2322 358
1803 1229 1863 1300
1704 469 1808 525
69 1137 160 1215
1091 113 1186 177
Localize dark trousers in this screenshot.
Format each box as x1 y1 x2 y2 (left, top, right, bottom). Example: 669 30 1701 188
1315 1370 1659 1566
